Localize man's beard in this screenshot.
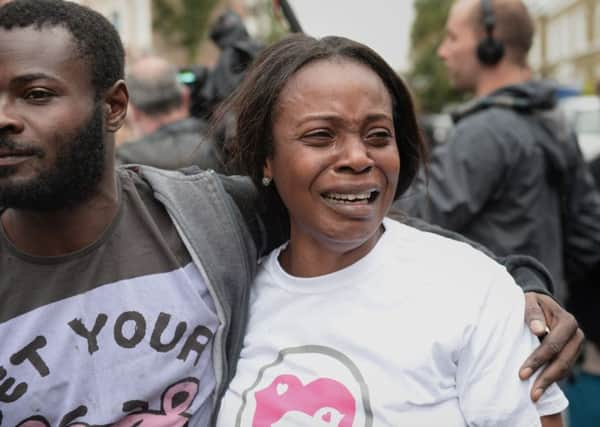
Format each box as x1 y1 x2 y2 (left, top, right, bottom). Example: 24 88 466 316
0 103 107 211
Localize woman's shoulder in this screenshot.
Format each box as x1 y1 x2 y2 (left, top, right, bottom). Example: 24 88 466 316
384 219 496 263
382 218 511 291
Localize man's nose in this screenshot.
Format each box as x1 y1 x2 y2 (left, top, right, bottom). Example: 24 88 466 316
437 45 445 60
437 39 448 60
0 97 24 133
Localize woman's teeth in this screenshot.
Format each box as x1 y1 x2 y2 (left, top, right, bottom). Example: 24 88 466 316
322 191 375 203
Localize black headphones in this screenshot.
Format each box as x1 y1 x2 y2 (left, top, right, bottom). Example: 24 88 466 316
476 0 505 65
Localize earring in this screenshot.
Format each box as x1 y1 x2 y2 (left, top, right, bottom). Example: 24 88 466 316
261 176 272 187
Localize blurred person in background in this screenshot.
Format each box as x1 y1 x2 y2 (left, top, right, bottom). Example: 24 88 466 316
116 55 222 171
180 10 264 172
590 79 600 186
592 154 600 186
395 0 600 305
189 10 263 121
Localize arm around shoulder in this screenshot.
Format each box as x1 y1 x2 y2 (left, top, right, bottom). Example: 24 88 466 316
218 174 289 257
389 212 555 294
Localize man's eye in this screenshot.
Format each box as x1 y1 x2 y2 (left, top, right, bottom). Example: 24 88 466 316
24 89 54 101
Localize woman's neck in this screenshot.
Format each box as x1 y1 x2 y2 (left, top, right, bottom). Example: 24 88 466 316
279 224 384 277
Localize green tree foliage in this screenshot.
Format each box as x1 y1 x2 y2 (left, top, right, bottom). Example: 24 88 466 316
153 0 219 62
408 0 465 113
246 0 289 44
265 6 290 44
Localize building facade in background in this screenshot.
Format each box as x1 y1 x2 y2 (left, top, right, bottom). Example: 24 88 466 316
529 0 600 93
72 0 153 58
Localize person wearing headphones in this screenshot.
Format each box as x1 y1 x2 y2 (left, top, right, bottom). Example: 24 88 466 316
395 0 600 310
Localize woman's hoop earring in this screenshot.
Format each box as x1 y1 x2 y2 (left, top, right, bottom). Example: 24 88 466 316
261 176 272 187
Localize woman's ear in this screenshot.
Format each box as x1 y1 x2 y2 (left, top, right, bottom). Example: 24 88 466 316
263 158 273 180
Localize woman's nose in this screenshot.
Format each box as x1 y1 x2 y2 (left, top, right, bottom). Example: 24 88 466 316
335 135 374 174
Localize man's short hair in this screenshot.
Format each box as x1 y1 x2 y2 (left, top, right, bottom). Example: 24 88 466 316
0 0 125 96
470 0 534 66
127 60 185 116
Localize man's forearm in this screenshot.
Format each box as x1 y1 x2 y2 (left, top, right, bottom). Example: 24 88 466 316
219 173 289 257
502 255 554 296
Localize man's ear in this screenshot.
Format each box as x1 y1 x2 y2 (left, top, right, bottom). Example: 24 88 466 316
104 80 129 133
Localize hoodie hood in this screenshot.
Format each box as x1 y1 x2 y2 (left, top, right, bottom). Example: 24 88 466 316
451 80 558 123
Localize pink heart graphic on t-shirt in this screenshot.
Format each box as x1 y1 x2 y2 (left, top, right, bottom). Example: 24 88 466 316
252 374 356 427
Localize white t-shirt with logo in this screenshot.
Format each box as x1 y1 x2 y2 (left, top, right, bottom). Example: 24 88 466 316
218 219 567 427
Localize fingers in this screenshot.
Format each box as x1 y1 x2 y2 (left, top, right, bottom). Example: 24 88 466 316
520 293 583 401
519 295 578 380
530 328 585 401
523 292 548 336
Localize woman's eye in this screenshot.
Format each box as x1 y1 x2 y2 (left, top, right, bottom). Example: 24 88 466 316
305 130 332 138
366 129 393 144
303 130 334 145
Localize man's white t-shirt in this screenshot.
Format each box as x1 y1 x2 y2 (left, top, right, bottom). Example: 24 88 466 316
218 219 567 426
